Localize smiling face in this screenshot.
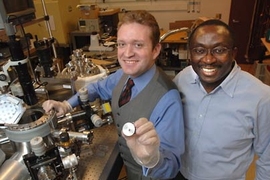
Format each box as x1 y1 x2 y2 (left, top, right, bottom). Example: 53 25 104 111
189 25 237 92
117 22 161 78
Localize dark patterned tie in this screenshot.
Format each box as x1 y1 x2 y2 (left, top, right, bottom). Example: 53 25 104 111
119 78 134 107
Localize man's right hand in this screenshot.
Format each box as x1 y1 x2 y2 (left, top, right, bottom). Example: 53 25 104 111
122 118 160 168
42 100 72 117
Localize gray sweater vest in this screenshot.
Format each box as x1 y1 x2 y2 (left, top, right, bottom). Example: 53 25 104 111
111 67 177 173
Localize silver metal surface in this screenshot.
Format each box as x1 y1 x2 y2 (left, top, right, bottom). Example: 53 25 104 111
0 106 58 180
52 130 93 144
159 27 189 43
0 158 31 180
0 94 25 124
77 124 118 180
122 122 135 137
4 107 57 142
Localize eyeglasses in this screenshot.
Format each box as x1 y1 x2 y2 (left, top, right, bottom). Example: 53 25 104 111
191 47 231 59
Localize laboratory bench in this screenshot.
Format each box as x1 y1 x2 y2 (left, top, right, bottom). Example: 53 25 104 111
0 123 123 180
77 124 123 180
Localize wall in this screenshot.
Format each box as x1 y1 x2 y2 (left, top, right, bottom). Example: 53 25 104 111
23 0 232 44
80 0 232 30
24 0 81 45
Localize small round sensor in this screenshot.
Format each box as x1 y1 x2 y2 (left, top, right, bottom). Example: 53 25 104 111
122 122 136 136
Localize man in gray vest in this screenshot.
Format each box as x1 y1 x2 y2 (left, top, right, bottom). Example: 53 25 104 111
43 10 184 180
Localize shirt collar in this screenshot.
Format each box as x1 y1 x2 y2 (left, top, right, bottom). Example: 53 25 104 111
129 64 156 92
218 61 239 97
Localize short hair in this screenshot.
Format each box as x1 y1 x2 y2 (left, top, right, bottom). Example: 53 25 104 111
118 10 160 48
188 19 235 48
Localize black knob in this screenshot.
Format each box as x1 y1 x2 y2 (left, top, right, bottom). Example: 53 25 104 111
59 132 70 142
0 74 7 81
